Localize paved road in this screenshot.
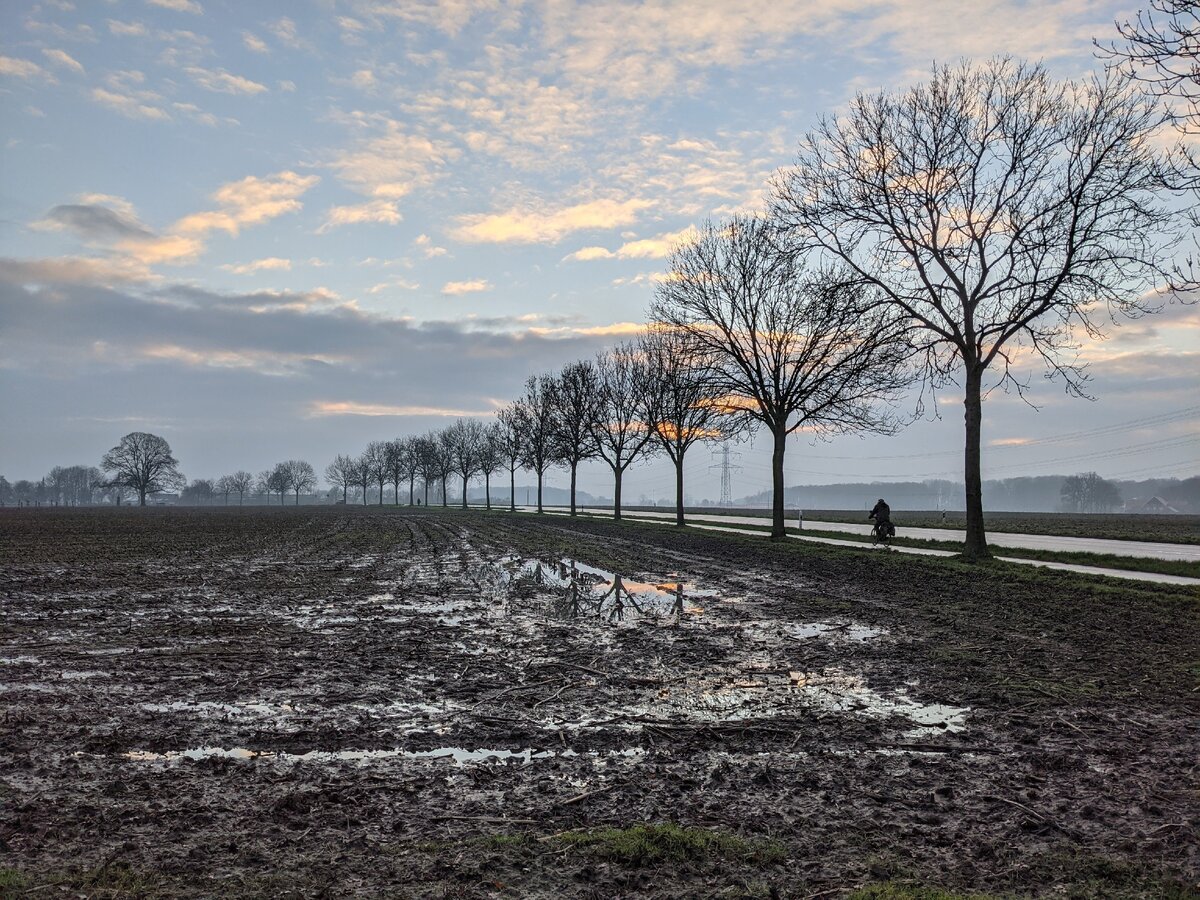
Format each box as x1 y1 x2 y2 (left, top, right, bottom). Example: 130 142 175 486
514 507 1200 587
545 508 1198 562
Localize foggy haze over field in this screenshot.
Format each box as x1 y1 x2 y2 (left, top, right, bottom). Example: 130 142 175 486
1 1 1197 500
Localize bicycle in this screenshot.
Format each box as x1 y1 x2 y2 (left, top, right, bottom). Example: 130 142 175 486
871 518 896 547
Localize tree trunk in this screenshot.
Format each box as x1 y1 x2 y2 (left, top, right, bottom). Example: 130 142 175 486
510 465 516 512
485 474 491 510
963 365 989 559
675 452 685 527
294 490 299 506
536 468 543 513
394 483 399 505
342 484 347 503
441 477 448 507
569 462 578 516
378 483 384 506
461 474 469 509
423 481 429 506
770 425 786 539
139 487 146 506
408 477 414 506
613 466 623 521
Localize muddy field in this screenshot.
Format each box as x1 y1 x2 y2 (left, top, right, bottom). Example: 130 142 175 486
2 507 1197 898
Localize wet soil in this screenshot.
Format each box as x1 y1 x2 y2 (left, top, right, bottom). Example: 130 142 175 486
1 507 1197 898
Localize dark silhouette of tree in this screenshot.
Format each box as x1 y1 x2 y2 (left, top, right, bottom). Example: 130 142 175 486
641 327 741 526
385 439 408 505
325 456 354 504
215 475 233 505
652 217 911 538
182 478 214 505
477 422 504 510
771 59 1192 557
592 343 660 521
495 403 526 512
550 361 602 516
1101 1 1198 135
101 432 184 506
1061 472 1124 512
255 469 273 504
399 436 420 505
286 460 316 505
362 441 389 506
228 471 253 505
414 435 439 506
516 375 557 513
350 454 372 506
0 476 11 506
268 463 292 505
434 429 456 507
447 418 484 509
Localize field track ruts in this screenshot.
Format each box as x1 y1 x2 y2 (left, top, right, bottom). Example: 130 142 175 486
1 506 1196 898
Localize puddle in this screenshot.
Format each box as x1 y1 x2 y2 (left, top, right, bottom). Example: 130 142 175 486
123 745 646 765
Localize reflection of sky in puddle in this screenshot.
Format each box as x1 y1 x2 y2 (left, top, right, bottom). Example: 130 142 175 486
649 667 968 733
124 745 646 765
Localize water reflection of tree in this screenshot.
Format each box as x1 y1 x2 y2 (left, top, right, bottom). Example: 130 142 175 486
545 561 689 625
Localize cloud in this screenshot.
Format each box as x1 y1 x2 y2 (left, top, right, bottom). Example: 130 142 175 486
0 256 155 286
108 19 148 36
565 226 697 261
367 278 419 294
307 401 497 417
146 0 203 14
243 32 269 53
185 66 268 95
91 86 169 120
41 48 85 74
453 197 652 244
34 199 203 266
441 279 492 295
221 257 293 275
269 17 304 48
328 120 459 200
174 171 320 237
0 56 51 80
348 0 500 37
319 199 402 231
414 234 448 258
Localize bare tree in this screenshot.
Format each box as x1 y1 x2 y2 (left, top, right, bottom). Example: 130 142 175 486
495 403 527 512
435 429 456 507
229 470 253 505
325 456 353 504
362 441 389 506
477 422 504 510
447 418 484 509
400 436 420 505
255 469 273 504
286 460 316 505
269 462 293 505
516 375 557 513
550 361 602 516
101 432 185 506
641 327 742 526
385 439 408 505
413 435 439 506
771 59 1192 556
1100 0 1198 135
215 475 233 505
350 454 372 506
592 343 661 521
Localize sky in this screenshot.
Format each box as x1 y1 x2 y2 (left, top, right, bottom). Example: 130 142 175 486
1 0 1197 504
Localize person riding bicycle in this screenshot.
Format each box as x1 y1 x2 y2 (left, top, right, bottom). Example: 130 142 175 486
868 498 895 540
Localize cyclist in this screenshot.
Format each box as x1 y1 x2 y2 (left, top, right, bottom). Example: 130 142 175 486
868 498 895 543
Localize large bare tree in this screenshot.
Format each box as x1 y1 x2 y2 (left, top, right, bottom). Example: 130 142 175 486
362 441 389 506
1101 0 1198 135
100 432 184 506
447 418 484 509
516 374 558 513
228 470 253 505
495 403 527 512
641 327 742 526
771 59 1191 557
550 361 602 516
651 216 912 539
325 455 354 504
477 422 504 510
286 460 316 505
592 343 660 521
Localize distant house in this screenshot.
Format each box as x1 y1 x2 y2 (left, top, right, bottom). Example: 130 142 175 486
1139 496 1179 514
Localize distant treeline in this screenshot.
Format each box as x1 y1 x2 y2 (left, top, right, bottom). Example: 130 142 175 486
736 476 1200 513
